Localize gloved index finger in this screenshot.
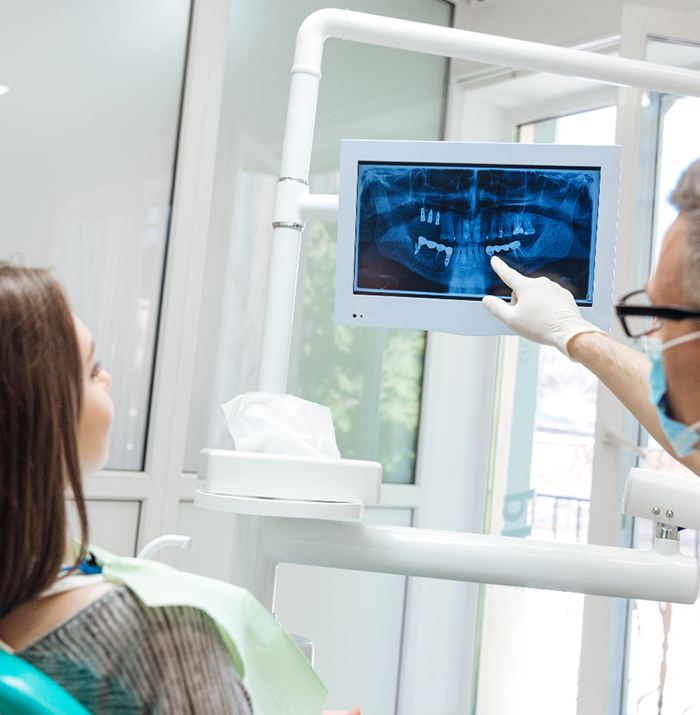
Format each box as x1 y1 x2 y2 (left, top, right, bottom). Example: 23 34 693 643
490 256 528 291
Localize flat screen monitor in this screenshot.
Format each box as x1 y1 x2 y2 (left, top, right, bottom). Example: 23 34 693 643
335 140 621 335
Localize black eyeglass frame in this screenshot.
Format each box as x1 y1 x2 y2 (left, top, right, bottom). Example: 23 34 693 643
615 289 700 338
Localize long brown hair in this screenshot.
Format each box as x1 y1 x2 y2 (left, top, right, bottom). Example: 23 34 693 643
0 263 88 618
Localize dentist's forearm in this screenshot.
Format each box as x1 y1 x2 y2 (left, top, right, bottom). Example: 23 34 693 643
567 332 700 475
567 332 657 434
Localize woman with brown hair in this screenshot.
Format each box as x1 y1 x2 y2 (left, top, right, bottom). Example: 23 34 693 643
0 263 257 713
0 264 359 714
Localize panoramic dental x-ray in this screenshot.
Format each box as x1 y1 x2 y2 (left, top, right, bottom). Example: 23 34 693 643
354 162 600 302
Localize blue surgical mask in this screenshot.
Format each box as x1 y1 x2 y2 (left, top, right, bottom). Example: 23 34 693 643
645 330 700 458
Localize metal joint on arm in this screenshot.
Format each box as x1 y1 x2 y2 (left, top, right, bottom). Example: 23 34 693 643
271 221 305 231
271 176 309 234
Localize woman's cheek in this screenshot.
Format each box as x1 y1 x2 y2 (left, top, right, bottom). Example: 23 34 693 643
79 386 115 474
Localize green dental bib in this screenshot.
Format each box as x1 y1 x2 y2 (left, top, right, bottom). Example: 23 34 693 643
92 547 327 715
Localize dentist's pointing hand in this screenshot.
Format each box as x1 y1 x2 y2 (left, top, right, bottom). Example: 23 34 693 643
481 256 604 358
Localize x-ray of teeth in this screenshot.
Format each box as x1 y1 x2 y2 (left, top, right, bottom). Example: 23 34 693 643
354 162 600 302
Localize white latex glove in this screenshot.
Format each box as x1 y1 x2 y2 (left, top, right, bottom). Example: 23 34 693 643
481 256 604 358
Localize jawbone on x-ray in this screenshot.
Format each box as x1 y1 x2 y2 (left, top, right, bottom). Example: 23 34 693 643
354 162 599 302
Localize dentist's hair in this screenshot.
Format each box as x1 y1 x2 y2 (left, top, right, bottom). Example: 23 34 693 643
670 158 700 304
0 263 88 619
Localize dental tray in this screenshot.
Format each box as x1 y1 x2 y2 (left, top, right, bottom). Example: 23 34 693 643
198 448 382 505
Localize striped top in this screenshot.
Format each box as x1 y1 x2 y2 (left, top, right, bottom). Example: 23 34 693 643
19 586 253 714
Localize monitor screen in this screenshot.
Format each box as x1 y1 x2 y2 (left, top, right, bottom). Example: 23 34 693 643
336 140 620 337
354 162 600 304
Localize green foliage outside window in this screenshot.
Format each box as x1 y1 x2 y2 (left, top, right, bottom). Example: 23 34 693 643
289 220 425 484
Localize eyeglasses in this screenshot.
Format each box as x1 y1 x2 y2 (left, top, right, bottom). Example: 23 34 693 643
615 289 700 338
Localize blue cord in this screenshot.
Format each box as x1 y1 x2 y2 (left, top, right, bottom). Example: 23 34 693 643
59 552 102 575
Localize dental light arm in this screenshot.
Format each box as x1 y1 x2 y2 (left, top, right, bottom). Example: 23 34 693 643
292 10 700 92
259 8 700 392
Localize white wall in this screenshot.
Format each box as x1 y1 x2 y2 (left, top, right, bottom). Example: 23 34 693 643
0 0 190 471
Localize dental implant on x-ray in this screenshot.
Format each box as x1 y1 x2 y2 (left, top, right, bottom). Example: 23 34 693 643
354 163 600 301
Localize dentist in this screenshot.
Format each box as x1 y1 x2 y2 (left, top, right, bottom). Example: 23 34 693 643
482 158 700 475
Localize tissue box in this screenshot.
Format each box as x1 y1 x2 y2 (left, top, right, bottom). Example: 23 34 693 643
199 449 382 505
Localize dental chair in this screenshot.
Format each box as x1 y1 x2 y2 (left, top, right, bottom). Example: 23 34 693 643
0 650 90 715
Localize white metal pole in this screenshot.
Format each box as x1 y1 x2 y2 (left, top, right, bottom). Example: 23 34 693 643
258 9 700 393
229 515 279 610
258 70 321 392
262 518 699 603
299 193 339 222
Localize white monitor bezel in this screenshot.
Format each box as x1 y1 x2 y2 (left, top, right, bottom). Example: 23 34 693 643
335 139 621 336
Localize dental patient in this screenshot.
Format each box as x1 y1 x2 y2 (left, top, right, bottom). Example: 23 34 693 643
0 264 358 715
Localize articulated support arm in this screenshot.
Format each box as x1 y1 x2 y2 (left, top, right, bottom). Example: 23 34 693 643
231 513 699 612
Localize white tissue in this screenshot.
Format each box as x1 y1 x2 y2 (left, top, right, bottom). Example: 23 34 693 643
221 392 341 459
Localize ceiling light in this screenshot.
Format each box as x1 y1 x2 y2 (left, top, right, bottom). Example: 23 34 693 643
0 86 9 96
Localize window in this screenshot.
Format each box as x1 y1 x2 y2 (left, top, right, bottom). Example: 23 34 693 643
475 105 617 715
184 0 452 486
525 107 618 546
288 204 426 483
